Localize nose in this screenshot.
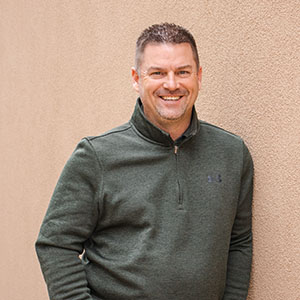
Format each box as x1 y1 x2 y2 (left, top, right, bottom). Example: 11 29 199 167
163 72 179 91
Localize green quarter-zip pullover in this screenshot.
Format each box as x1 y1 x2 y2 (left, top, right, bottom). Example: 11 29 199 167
36 98 253 300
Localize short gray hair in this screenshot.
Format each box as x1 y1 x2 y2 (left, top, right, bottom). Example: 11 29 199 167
135 23 200 73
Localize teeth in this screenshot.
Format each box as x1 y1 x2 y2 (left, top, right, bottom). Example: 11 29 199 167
161 96 181 101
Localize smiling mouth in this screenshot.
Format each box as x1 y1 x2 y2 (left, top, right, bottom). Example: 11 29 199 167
159 96 183 101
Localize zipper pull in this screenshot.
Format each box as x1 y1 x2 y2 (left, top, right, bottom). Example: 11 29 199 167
174 145 178 154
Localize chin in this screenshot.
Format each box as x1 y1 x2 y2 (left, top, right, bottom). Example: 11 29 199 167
159 112 185 121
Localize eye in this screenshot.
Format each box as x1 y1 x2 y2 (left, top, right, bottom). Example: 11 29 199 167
177 70 191 77
150 71 166 79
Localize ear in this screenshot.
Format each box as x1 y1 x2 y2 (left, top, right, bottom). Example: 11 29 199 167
131 67 140 93
197 66 202 90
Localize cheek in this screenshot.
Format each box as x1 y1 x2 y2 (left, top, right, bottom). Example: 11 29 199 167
144 83 159 95
188 82 199 94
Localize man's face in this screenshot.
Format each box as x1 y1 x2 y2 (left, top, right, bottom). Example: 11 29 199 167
132 43 202 130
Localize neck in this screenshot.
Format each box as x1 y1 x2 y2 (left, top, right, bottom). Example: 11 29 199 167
152 116 191 141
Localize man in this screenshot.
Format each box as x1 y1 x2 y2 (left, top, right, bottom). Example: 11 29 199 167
36 23 253 300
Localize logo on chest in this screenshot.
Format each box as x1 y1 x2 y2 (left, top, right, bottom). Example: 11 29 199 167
207 174 222 183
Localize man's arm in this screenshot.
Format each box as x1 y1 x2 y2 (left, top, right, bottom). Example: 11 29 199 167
35 138 102 300
223 142 254 300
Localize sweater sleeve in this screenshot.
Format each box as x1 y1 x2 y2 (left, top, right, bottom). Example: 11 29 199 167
222 142 254 300
35 138 102 300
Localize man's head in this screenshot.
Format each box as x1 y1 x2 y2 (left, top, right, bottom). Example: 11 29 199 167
135 23 200 74
132 23 202 138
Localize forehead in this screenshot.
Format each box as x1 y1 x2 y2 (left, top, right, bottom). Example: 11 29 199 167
140 43 196 69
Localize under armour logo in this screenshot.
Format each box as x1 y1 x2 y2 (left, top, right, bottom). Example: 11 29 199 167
208 174 222 183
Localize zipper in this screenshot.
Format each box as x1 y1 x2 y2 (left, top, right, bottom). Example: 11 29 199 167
174 145 183 209
174 145 178 154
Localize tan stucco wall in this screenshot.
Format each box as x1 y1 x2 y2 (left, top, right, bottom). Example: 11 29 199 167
1 1 299 299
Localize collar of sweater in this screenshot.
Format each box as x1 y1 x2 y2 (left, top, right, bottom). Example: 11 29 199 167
130 98 200 147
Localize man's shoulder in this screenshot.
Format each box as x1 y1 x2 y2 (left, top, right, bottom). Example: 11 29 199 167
200 120 242 139
82 122 136 154
199 120 245 147
198 121 252 165
87 122 132 142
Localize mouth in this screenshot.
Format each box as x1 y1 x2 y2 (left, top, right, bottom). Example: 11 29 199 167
159 96 183 101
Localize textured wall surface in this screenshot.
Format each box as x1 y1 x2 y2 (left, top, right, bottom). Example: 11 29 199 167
1 1 299 299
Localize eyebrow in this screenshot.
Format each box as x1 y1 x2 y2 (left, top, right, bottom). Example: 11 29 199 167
177 65 193 70
146 65 193 72
146 67 165 72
